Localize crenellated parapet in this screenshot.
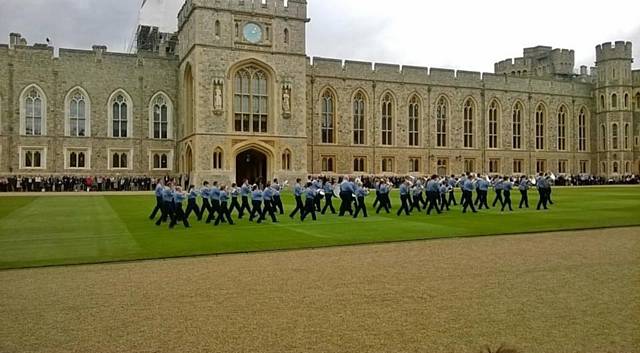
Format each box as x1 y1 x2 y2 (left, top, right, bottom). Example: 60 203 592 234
179 0 307 30
307 56 592 96
596 41 633 62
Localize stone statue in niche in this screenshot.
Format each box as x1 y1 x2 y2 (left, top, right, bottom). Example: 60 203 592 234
214 85 223 111
282 88 291 113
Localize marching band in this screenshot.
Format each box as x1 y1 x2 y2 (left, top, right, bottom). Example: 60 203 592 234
149 172 556 229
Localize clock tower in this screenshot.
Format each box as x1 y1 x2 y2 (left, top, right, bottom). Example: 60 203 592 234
175 0 309 185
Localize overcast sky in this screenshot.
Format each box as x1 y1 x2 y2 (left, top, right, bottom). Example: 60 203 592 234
0 0 638 72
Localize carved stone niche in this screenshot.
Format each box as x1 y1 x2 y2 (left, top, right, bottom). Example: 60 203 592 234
282 82 292 119
212 77 224 115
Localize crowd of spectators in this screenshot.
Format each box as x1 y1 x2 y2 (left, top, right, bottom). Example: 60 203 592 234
0 174 638 193
0 175 179 193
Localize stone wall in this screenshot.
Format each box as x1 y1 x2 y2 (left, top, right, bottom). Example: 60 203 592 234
0 44 179 176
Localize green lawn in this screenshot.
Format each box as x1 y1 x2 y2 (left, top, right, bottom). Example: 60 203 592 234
0 187 639 269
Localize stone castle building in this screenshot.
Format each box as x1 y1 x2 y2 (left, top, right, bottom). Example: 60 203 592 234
0 0 638 185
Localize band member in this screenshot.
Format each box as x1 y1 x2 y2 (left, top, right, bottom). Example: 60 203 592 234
501 177 513 212
458 173 467 205
396 180 411 216
215 185 235 226
239 179 251 219
425 175 441 215
184 185 201 220
376 179 391 214
206 181 221 223
260 182 278 223
492 177 504 207
272 178 284 214
149 179 164 220
447 175 458 207
409 181 423 212
439 182 450 211
289 178 304 218
249 185 263 222
321 179 336 215
313 178 323 212
545 173 554 205
199 181 212 221
518 176 530 209
156 182 176 226
229 183 242 217
372 177 381 209
476 176 490 210
353 182 368 218
301 182 317 222
462 174 478 213
338 177 355 216
169 186 190 229
536 173 549 210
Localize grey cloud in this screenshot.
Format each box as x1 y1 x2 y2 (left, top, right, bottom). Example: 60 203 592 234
0 0 139 51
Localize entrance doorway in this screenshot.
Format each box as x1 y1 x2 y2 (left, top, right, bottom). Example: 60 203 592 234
236 149 267 185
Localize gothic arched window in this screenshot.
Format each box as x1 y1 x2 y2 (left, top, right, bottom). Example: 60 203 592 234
578 108 587 151
436 96 448 147
353 91 366 145
408 95 420 147
463 99 475 148
557 106 567 151
488 100 499 149
321 90 335 144
535 104 545 150
234 66 268 133
381 93 393 146
512 102 523 149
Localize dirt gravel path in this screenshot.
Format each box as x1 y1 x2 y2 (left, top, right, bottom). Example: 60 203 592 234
1 227 638 353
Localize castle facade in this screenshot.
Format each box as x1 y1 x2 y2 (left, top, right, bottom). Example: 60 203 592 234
0 0 638 185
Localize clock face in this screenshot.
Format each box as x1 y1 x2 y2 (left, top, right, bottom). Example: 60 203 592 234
243 23 263 44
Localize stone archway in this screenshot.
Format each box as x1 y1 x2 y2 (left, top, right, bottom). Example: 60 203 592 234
236 149 267 185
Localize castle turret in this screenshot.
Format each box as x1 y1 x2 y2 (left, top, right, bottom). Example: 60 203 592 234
594 41 634 176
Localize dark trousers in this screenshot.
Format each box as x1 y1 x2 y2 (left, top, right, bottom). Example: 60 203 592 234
273 195 284 214
185 198 201 220
397 194 411 216
440 194 450 211
260 199 278 223
149 196 162 220
492 190 503 207
314 194 322 212
200 199 212 221
448 190 457 206
301 198 317 221
376 193 390 214
339 191 354 216
239 196 251 218
501 190 513 211
290 196 304 217
477 190 489 210
519 190 529 208
474 190 481 206
462 190 477 213
156 200 175 225
353 196 367 218
206 200 221 223
249 200 263 221
426 192 441 215
170 203 190 228
536 189 548 210
322 195 336 214
547 188 554 204
373 191 381 208
229 197 242 216
409 195 422 212
419 193 427 208
215 202 234 225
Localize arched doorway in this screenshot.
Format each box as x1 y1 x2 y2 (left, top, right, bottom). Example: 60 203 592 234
184 145 193 176
236 149 267 185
